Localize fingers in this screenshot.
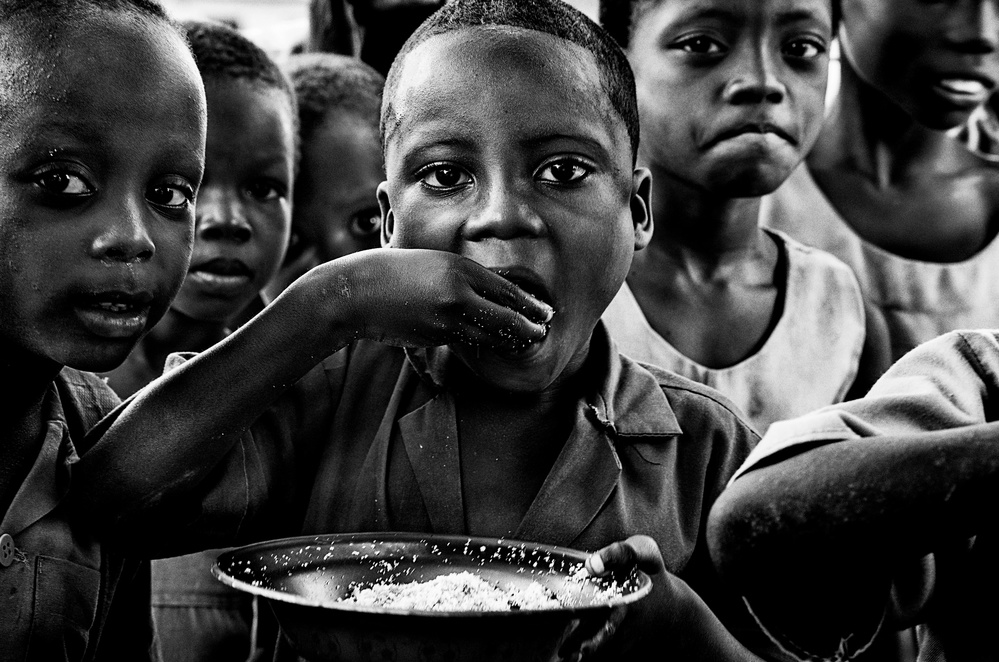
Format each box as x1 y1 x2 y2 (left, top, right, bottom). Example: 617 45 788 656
586 535 665 577
557 608 621 662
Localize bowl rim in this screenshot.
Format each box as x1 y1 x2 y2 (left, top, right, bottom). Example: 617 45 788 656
212 531 653 617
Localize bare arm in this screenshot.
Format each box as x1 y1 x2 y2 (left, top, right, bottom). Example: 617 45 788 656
73 249 552 524
707 421 999 657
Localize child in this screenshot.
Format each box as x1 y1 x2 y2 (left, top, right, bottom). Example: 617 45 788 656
73 1 772 659
760 0 999 361
708 328 999 661
0 0 206 659
263 52 385 302
597 0 889 435
98 22 297 662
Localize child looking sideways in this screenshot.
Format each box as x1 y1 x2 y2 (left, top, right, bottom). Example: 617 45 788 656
98 22 297 662
597 0 889 435
264 52 385 301
762 0 999 360
0 0 206 659
74 1 769 659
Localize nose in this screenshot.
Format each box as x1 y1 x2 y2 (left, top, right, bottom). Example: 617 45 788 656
196 186 253 243
90 197 155 263
463 177 544 241
945 0 999 55
722 45 787 105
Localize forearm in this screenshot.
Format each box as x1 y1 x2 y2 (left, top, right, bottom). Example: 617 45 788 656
74 262 358 519
708 422 999 649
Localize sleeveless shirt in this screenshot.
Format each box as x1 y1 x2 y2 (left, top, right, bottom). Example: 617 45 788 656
761 164 999 361
603 228 865 435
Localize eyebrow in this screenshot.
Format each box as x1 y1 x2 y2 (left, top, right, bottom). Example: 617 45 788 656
518 133 614 162
671 3 829 28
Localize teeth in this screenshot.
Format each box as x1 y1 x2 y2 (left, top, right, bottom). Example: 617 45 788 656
940 79 987 95
97 301 132 313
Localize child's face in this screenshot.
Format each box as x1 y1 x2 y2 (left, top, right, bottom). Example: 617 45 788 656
291 111 383 264
0 14 206 371
379 28 651 392
629 0 832 196
169 77 295 324
840 0 999 130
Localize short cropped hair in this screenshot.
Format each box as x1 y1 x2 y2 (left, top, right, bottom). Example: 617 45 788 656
184 20 299 164
599 0 840 50
0 0 168 23
381 0 639 162
0 0 179 121
284 53 384 146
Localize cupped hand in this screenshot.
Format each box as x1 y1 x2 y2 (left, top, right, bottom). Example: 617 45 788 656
321 248 554 351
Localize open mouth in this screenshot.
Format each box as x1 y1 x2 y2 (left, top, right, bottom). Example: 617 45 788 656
75 291 153 338
490 267 552 306
935 75 994 105
186 257 254 292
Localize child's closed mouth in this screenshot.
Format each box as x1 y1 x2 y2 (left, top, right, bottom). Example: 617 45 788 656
705 122 797 149
75 290 153 338
186 257 254 293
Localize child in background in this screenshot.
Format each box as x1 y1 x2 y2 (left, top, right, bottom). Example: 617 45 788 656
0 0 206 659
264 52 385 301
598 0 889 435
708 329 999 661
73 1 774 659
100 21 297 662
761 0 999 361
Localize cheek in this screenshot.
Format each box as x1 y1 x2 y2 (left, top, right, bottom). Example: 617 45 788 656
153 221 195 293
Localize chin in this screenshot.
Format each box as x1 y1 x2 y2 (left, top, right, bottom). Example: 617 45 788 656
454 344 562 394
61 337 140 373
712 168 793 198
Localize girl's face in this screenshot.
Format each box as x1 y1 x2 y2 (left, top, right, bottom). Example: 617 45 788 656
840 0 999 130
628 0 832 196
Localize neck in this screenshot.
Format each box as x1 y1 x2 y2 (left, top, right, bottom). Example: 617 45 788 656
810 59 965 185
641 164 772 277
138 309 229 374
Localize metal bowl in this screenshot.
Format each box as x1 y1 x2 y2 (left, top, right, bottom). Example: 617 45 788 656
213 532 652 662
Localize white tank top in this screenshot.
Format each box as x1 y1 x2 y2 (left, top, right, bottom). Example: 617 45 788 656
603 228 865 435
762 164 999 360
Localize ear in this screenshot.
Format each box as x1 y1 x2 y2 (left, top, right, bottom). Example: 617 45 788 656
630 167 653 251
377 181 394 247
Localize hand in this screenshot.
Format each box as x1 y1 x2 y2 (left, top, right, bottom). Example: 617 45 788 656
305 248 554 352
557 536 665 661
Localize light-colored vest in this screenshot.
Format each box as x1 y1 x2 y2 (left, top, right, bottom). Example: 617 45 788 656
762 165 999 361
604 229 865 435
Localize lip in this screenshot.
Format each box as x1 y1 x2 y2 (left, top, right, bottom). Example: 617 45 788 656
705 122 797 149
932 72 995 107
74 290 153 339
186 257 254 295
488 265 554 308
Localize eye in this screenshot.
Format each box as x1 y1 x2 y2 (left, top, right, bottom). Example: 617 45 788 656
783 38 826 60
33 168 93 197
146 182 193 209
349 208 382 237
419 164 471 190
246 179 285 202
536 159 592 185
673 35 727 55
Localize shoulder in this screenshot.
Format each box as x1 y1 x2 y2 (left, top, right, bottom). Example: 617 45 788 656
632 359 761 441
769 227 861 288
55 367 122 440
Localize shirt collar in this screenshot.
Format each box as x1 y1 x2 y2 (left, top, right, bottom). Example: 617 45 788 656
2 378 78 535
404 321 683 439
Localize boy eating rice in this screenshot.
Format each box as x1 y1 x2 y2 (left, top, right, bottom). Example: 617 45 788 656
75 1 768 658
